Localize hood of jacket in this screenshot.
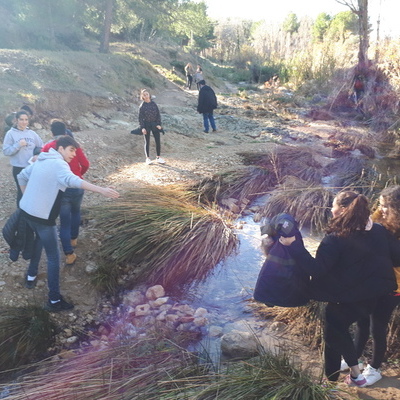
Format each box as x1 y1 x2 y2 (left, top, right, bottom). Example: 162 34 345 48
36 147 63 162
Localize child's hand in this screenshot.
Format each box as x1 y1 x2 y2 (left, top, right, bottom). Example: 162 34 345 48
279 236 296 246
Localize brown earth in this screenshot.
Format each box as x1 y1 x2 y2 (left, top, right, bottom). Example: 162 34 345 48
1 76 400 398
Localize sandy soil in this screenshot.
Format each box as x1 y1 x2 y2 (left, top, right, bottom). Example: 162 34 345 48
1 85 399 398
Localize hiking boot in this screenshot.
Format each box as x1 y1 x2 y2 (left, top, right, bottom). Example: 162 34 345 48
362 364 382 386
71 238 78 247
340 359 364 371
44 296 74 312
212 129 217 132
65 253 77 265
344 373 367 387
156 157 165 164
24 275 37 289
145 157 152 165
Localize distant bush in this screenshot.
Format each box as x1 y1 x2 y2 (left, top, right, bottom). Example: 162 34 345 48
140 76 155 89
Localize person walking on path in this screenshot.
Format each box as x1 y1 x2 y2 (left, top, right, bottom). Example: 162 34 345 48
41 121 90 266
280 190 400 387
348 185 400 386
138 89 165 165
197 80 217 133
193 65 204 91
18 135 119 312
3 110 43 207
184 63 194 90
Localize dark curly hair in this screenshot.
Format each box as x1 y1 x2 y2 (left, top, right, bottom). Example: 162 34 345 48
326 190 370 237
372 185 400 239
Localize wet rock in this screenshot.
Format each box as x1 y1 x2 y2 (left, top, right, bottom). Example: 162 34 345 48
220 330 259 359
270 321 286 332
209 325 223 337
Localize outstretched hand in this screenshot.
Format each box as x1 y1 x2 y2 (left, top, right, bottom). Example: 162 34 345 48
279 236 296 246
101 187 120 198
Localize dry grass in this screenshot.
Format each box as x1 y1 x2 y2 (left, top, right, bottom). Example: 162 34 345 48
386 308 400 360
0 335 338 400
258 177 333 233
238 145 323 184
91 186 238 293
0 306 55 372
250 300 325 351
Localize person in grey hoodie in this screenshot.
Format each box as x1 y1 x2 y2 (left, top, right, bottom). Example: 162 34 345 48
18 135 119 312
3 110 43 206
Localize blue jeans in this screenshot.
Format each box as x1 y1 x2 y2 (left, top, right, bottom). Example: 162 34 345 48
202 113 216 132
26 219 61 301
59 188 84 254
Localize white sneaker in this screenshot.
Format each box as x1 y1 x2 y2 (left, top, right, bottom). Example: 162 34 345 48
340 359 364 371
145 157 152 165
362 364 382 386
156 157 165 164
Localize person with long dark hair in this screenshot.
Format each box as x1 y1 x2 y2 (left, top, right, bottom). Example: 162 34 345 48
280 190 400 387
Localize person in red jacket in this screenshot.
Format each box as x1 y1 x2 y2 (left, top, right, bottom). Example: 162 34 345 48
41 121 90 265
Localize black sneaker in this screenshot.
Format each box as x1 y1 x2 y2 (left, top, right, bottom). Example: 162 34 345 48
44 296 74 312
25 275 37 289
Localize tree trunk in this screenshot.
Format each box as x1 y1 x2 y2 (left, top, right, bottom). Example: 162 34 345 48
99 0 114 53
357 0 369 66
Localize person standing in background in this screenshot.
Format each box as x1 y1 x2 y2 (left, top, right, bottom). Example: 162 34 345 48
3 110 43 207
138 89 165 165
193 65 204 91
184 63 194 90
197 80 217 133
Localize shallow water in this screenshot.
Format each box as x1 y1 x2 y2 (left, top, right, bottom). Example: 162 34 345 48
187 209 321 361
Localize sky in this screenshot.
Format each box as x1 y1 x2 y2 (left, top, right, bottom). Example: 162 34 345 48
203 0 400 37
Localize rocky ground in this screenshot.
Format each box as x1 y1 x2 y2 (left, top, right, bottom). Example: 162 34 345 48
1 84 400 398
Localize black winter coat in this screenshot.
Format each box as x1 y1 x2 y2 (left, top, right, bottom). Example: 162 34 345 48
197 85 217 114
2 209 34 261
288 223 400 303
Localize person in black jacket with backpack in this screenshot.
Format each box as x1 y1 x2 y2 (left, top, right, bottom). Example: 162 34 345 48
197 80 217 133
280 190 400 387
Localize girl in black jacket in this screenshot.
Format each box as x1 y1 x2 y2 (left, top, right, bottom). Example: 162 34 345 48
280 190 400 387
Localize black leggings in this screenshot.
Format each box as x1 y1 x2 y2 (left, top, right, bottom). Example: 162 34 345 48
354 294 400 369
143 124 161 158
12 166 24 208
324 298 377 381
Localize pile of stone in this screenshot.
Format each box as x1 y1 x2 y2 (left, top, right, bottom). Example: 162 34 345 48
90 285 208 347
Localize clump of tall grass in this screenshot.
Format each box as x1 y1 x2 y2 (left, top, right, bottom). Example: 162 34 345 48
0 336 208 400
0 306 55 372
386 308 400 360
323 156 383 198
162 349 339 400
0 335 340 400
91 186 238 293
251 300 325 350
259 177 333 233
239 145 324 184
191 166 277 213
